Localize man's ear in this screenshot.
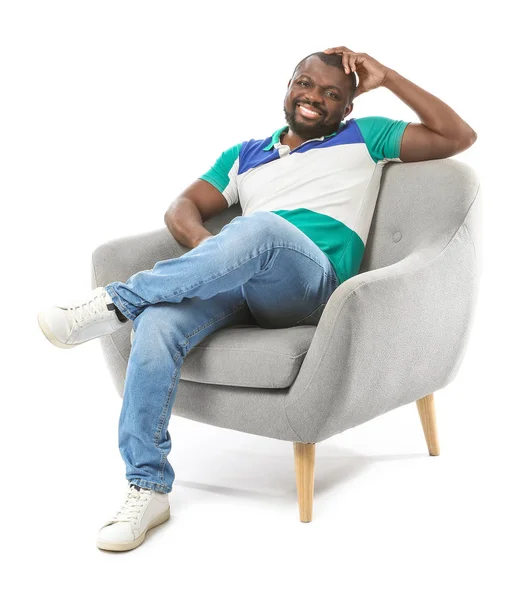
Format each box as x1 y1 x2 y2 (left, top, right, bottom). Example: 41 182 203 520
343 102 354 119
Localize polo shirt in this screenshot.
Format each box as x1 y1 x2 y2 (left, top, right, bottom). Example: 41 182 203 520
198 116 410 285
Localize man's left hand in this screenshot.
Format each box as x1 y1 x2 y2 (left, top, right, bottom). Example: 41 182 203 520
323 46 392 99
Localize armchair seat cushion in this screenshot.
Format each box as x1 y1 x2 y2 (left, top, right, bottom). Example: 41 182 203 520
179 324 317 389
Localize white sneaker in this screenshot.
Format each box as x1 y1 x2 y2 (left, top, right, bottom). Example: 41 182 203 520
97 484 171 552
37 286 128 349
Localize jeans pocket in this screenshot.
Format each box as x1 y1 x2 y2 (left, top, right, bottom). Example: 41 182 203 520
293 303 326 327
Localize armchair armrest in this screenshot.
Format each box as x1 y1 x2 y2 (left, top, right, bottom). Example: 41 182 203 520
91 227 185 290
91 206 242 289
285 211 480 444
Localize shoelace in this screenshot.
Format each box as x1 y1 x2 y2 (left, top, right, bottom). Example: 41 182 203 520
110 487 153 524
67 289 108 328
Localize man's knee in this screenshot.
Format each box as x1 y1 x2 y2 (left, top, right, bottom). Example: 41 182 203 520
242 211 288 238
217 211 289 255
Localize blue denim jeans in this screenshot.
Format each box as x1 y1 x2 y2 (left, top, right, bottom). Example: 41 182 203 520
104 211 340 493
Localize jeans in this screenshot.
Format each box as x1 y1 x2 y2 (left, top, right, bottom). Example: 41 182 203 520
104 211 341 493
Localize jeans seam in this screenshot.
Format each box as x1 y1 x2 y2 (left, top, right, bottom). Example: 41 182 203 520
155 350 182 483
293 302 326 326
183 299 248 340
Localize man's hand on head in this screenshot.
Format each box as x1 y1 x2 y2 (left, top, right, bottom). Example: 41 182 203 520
322 46 477 160
323 46 392 98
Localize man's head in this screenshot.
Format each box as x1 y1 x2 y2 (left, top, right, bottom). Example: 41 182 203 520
283 52 356 140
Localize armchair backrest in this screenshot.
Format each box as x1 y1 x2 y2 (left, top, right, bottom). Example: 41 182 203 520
360 158 480 273
207 158 481 276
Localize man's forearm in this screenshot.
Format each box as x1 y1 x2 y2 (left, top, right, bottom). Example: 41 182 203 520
164 197 214 249
383 69 476 142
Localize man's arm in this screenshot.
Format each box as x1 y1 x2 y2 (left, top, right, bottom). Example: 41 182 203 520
164 179 229 249
164 197 214 249
382 69 477 162
323 47 477 162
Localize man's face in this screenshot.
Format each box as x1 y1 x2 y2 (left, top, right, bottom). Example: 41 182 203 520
283 56 354 140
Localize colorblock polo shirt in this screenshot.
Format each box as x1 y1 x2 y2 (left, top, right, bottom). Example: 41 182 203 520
198 116 410 285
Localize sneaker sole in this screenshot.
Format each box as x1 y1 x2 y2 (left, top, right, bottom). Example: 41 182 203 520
96 506 171 552
37 311 82 349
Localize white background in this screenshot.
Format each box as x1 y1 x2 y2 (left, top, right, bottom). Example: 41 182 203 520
2 1 508 598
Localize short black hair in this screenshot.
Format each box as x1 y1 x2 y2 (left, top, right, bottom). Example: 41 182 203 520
292 51 357 104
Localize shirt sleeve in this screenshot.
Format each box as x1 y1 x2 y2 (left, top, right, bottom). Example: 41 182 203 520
198 143 243 207
355 116 411 163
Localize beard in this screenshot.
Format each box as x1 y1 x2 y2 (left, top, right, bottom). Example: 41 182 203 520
283 101 340 140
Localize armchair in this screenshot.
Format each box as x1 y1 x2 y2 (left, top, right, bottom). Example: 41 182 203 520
91 158 482 522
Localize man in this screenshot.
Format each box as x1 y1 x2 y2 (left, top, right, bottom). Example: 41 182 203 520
37 47 477 552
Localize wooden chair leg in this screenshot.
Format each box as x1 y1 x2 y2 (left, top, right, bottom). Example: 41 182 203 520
416 393 440 456
293 441 315 522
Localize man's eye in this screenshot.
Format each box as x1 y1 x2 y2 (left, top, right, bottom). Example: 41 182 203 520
298 82 339 99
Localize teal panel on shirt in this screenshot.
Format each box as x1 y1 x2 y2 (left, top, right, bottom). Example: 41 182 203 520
356 116 411 163
271 208 365 285
198 143 242 193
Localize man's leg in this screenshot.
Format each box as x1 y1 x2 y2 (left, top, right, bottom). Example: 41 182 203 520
96 287 254 552
119 288 254 492
38 211 340 348
104 211 340 327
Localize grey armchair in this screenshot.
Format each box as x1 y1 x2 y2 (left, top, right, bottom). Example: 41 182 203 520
91 158 482 522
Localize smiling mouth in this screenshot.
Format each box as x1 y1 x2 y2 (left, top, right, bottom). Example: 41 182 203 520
296 103 323 119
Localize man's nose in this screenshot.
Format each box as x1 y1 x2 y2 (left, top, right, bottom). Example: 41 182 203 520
304 91 324 109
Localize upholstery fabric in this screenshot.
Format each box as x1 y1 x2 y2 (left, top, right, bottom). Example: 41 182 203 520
92 158 482 444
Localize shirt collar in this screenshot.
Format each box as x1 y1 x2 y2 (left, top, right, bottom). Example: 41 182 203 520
262 122 344 151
